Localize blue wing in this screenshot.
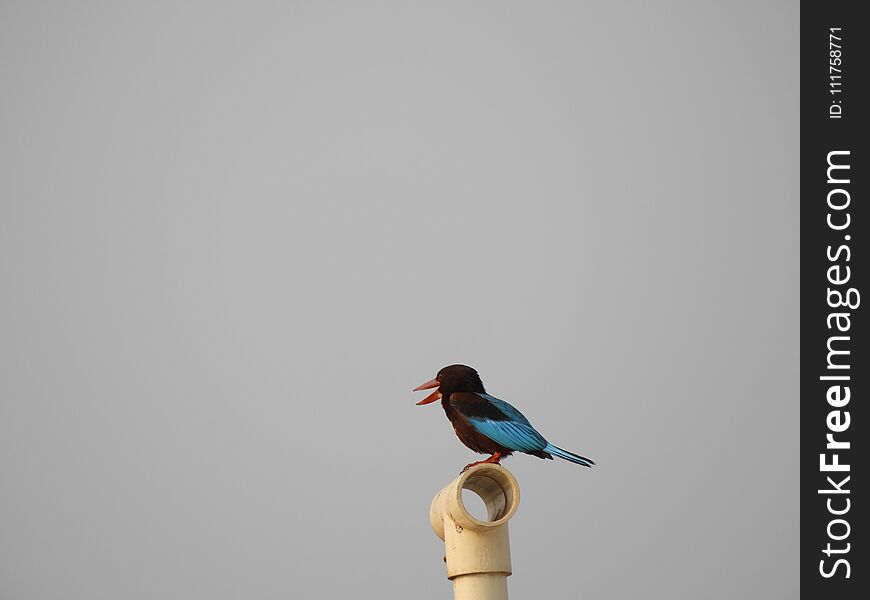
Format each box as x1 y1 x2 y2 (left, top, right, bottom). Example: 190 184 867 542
466 394 550 452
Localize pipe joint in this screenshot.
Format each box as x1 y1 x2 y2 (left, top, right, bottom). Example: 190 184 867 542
429 464 521 582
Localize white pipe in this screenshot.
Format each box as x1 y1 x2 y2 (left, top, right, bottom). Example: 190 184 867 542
428 464 521 600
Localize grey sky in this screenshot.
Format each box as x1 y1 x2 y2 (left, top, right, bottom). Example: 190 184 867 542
1 1 798 598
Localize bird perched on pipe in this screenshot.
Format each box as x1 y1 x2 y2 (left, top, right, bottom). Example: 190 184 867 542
414 364 595 472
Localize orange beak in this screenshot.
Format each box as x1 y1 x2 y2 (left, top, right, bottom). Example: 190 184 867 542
413 378 441 405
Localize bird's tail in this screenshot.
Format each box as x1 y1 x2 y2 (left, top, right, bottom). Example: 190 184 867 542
545 444 595 468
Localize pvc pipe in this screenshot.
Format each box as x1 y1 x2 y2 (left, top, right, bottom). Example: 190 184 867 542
428 464 521 600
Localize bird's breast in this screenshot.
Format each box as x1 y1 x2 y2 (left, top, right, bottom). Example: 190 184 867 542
442 396 511 455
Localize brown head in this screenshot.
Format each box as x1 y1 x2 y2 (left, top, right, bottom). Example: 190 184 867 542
413 364 486 405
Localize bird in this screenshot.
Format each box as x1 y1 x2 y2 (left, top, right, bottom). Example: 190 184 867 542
413 364 594 472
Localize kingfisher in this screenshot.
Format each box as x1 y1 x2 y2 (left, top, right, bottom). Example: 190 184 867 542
414 364 595 472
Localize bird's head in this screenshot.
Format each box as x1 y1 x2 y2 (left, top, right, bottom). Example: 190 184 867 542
413 364 486 405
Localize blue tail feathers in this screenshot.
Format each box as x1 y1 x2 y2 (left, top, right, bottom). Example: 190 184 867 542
545 444 595 468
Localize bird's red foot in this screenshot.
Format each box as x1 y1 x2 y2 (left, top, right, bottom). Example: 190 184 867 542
461 453 502 473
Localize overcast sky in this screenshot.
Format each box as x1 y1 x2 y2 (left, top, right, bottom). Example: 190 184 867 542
1 2 798 598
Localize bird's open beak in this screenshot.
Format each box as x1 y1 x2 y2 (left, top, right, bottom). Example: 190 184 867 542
413 378 441 405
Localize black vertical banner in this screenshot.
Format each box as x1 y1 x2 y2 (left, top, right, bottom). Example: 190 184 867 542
802 2 868 597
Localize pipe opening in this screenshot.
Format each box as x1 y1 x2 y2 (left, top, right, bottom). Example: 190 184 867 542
461 488 489 521
456 465 519 527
